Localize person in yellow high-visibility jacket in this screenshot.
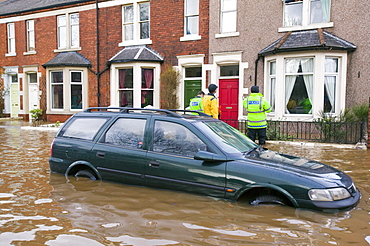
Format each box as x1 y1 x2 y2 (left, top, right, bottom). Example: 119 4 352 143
203 84 219 119
189 91 205 114
243 86 272 145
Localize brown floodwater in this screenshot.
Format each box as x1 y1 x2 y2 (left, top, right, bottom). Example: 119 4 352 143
0 121 369 245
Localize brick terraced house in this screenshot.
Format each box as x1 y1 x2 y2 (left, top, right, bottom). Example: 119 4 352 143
0 0 368 125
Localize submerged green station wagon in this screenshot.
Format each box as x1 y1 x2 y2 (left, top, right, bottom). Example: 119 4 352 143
49 107 360 212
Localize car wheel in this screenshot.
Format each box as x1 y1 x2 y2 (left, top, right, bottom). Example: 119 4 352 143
250 195 286 206
74 169 97 181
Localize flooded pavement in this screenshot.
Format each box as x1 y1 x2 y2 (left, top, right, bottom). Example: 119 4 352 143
0 121 369 245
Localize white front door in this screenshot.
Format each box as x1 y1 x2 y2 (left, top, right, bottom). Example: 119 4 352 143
10 75 19 118
28 73 39 112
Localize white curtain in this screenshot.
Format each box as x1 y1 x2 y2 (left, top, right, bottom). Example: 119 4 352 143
301 58 314 114
285 59 300 113
324 58 337 113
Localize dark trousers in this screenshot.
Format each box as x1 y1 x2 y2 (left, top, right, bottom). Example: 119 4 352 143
247 128 267 145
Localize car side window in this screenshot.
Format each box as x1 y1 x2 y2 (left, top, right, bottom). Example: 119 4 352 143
153 121 207 157
61 117 108 140
102 118 146 149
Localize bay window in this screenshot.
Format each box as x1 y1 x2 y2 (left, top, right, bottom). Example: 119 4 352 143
266 53 344 120
269 61 276 112
285 58 313 114
49 68 87 112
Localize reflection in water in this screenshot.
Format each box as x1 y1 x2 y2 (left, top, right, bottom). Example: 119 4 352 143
0 121 369 245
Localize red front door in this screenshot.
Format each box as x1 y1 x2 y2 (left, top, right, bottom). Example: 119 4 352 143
219 79 239 127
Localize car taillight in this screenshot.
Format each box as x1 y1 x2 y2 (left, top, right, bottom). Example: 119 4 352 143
50 138 55 156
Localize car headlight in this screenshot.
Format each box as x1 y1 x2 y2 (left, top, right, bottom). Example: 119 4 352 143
308 188 351 201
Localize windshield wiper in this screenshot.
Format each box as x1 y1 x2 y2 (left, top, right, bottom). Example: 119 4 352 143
244 145 267 157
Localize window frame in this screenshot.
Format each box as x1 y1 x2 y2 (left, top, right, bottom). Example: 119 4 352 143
47 67 88 114
7 23 16 55
279 0 333 32
111 62 160 108
26 20 35 53
56 13 80 51
120 1 152 46
264 52 346 121
182 0 200 40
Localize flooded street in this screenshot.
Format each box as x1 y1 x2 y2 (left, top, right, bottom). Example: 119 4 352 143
0 121 369 246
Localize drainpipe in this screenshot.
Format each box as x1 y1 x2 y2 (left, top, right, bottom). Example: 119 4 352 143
96 0 101 106
254 55 262 86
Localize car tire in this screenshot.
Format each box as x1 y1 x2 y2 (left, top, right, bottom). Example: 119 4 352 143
250 195 286 206
74 169 97 181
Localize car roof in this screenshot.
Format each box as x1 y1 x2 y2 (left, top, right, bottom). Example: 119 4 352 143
76 107 214 121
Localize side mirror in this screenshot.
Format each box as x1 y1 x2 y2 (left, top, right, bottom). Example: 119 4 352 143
194 151 228 162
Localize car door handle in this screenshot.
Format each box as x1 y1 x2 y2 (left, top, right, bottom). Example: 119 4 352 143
149 161 160 167
96 152 105 158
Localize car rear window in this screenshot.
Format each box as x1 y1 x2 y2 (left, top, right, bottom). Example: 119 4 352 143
60 117 108 140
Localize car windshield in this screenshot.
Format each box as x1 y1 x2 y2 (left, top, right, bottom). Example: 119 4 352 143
195 121 257 153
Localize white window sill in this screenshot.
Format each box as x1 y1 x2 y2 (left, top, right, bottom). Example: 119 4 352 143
54 47 82 53
5 53 16 57
278 22 334 32
215 32 240 38
119 39 152 47
24 51 36 56
180 35 201 42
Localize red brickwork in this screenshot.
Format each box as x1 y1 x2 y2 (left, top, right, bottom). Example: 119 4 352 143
0 1 210 122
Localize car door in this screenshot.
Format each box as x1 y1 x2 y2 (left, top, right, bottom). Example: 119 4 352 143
145 118 227 198
90 116 148 186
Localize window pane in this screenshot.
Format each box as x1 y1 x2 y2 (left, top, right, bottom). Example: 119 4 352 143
270 61 276 75
70 13 79 25
58 26 66 48
140 2 150 21
141 90 153 108
62 117 108 140
284 1 303 27
124 5 134 22
104 118 146 149
124 24 134 40
58 15 66 26
186 16 199 35
324 76 336 113
11 75 18 83
222 0 237 11
153 121 206 157
325 58 338 73
119 69 133 88
119 90 133 107
71 72 82 83
310 0 330 24
221 11 236 33
186 0 199 15
51 71 63 83
52 85 64 109
185 67 202 78
71 25 79 47
140 21 150 39
71 84 82 109
220 65 239 76
142 69 153 89
29 73 37 84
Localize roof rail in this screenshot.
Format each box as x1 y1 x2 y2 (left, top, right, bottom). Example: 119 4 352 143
168 109 212 117
83 107 127 112
83 107 183 118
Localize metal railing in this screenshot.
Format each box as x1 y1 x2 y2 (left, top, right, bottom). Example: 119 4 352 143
221 119 365 144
